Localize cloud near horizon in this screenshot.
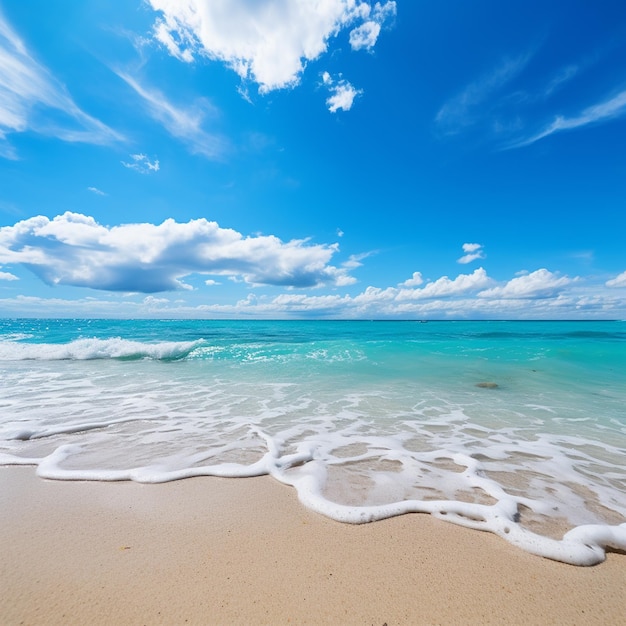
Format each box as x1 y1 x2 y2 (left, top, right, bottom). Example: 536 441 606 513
0 212 353 292
606 270 626 288
0 252 622 319
147 0 396 100
477 268 574 299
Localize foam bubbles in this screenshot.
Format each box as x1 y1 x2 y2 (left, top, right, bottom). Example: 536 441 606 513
0 337 202 361
1 320 625 566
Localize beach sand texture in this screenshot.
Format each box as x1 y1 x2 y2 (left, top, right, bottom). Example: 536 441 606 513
1 467 624 625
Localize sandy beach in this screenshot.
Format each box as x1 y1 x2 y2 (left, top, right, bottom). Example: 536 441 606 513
1 467 624 625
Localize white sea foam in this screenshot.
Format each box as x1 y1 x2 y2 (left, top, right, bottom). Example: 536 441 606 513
1 354 625 566
0 338 202 361
0 332 34 342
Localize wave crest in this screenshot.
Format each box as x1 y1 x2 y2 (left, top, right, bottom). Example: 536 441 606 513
0 337 203 361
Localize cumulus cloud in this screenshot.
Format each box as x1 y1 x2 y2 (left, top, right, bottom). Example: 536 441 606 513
0 212 353 292
349 21 380 51
398 268 493 300
348 1 396 51
116 71 226 158
478 268 574 299
0 10 122 158
121 153 160 174
606 270 626 288
1 263 623 320
322 72 362 112
399 272 423 287
147 0 396 94
458 242 485 264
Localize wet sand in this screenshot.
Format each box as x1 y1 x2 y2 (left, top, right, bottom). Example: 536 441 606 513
1 467 624 625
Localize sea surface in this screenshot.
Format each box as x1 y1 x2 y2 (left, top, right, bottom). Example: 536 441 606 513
1 319 625 565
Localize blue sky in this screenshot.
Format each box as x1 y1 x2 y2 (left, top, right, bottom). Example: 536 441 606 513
0 0 625 319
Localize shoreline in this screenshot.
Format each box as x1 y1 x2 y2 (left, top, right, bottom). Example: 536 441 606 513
1 467 625 625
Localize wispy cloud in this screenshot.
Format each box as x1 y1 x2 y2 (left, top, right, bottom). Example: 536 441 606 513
0 9 122 158
435 40 626 153
508 89 626 149
542 65 579 99
87 186 107 196
115 71 227 159
121 153 160 174
435 54 532 135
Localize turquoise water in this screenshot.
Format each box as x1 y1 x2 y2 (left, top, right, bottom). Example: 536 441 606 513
1 319 625 564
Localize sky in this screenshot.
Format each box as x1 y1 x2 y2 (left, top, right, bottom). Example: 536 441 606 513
0 0 625 320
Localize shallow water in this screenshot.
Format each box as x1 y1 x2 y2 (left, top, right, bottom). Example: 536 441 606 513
1 319 625 564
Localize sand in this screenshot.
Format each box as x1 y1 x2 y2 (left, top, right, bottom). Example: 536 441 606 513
1 467 624 625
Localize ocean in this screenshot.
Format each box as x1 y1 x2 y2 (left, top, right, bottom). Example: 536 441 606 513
1 318 624 565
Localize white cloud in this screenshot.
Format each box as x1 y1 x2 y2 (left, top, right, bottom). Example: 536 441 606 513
204 279 220 286
399 272 423 287
478 268 574 299
143 295 170 306
0 269 18 281
510 89 626 149
0 10 122 158
462 243 482 253
121 153 160 174
349 0 397 50
1 264 624 320
323 72 362 112
0 212 353 292
147 0 395 94
458 242 486 264
116 71 226 159
398 267 493 300
606 270 626 288
349 21 381 51
87 186 107 196
372 1 397 23
327 82 361 113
